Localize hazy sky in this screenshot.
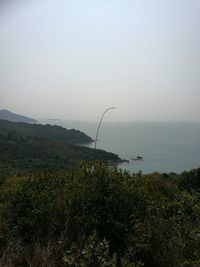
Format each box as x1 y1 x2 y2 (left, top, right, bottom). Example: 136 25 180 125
0 0 200 121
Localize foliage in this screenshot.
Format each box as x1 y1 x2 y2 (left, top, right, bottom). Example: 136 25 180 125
0 133 120 175
0 162 200 266
179 168 200 192
63 232 143 267
0 119 92 144
63 232 117 267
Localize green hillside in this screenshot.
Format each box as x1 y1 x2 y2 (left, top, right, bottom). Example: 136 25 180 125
0 121 120 175
0 119 92 144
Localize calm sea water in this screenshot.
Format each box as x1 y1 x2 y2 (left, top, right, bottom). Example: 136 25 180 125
40 120 200 174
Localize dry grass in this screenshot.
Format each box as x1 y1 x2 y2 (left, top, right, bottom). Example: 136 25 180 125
0 238 61 267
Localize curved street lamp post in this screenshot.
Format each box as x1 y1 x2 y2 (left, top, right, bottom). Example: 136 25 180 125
94 107 116 159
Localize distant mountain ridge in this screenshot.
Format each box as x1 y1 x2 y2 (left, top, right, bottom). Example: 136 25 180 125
0 109 37 123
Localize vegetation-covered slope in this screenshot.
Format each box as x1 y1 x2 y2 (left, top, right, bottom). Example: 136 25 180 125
0 133 120 175
0 119 92 144
0 162 200 267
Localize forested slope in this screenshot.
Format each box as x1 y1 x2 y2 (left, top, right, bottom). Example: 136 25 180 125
0 119 92 144
0 133 120 175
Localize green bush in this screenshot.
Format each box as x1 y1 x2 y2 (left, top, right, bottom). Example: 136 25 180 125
1 162 200 267
63 232 143 267
10 171 71 241
67 162 148 254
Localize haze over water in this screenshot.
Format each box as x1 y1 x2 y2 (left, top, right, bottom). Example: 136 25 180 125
40 119 200 174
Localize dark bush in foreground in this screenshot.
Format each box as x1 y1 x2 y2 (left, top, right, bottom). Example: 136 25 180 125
0 162 200 266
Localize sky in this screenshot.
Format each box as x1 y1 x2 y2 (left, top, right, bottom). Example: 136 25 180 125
0 0 200 121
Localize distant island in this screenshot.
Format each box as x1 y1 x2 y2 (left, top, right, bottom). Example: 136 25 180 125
0 109 37 123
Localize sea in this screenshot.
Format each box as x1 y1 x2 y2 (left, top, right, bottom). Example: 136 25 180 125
39 120 200 174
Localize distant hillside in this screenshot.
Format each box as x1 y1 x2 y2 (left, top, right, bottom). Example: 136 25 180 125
0 119 92 144
0 119 122 174
0 129 120 174
0 109 37 123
